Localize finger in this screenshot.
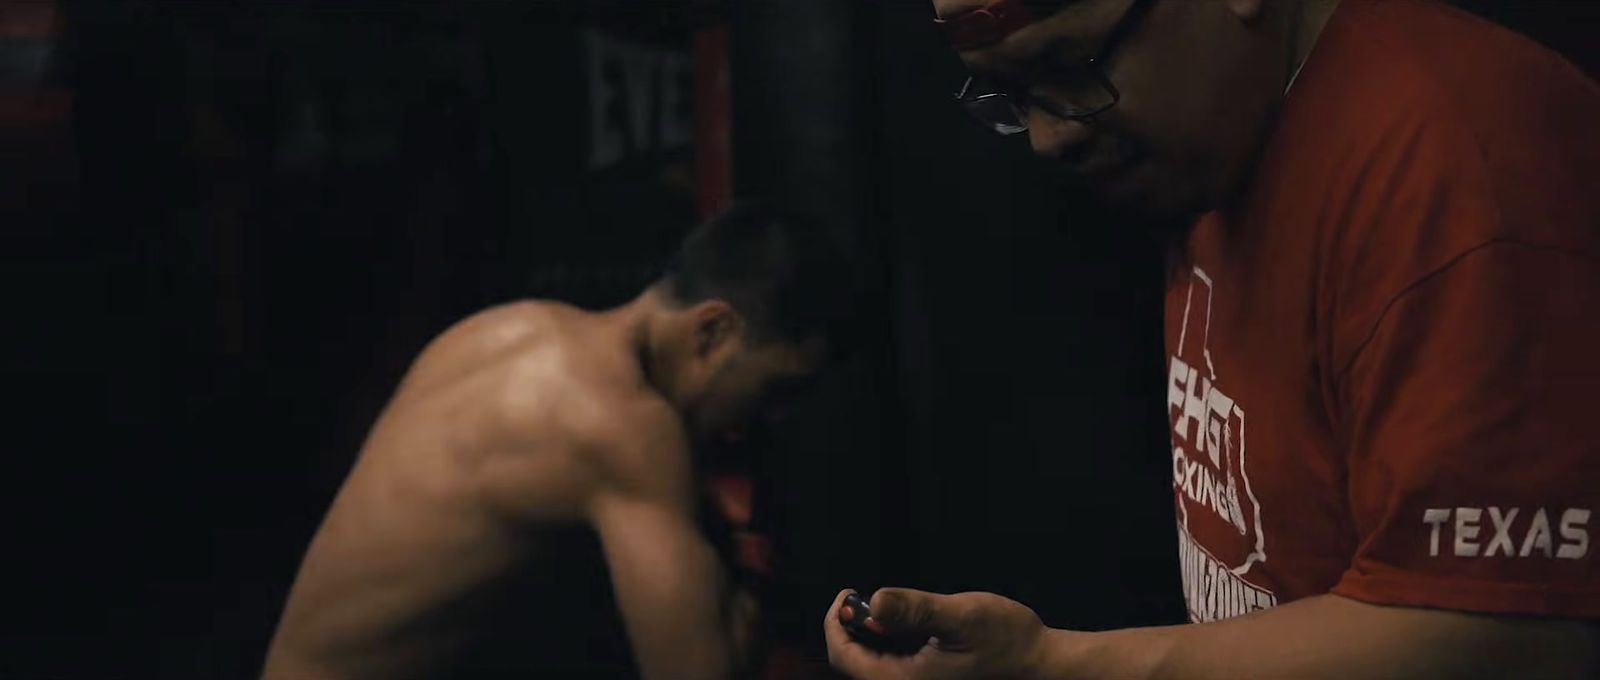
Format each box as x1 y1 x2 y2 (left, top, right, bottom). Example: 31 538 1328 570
826 625 919 679
868 587 959 639
823 589 854 657
824 589 919 680
824 589 854 632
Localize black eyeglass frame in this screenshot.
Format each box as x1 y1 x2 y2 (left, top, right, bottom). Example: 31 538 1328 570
954 0 1156 134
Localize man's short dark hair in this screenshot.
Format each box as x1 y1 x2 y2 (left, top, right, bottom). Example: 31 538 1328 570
660 202 864 354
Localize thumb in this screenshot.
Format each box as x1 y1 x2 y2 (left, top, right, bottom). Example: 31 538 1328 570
868 588 961 639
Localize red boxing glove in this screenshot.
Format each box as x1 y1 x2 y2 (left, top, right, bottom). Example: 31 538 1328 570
703 473 775 578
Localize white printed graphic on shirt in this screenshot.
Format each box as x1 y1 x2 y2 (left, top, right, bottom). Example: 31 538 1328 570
1169 267 1278 622
1421 507 1590 560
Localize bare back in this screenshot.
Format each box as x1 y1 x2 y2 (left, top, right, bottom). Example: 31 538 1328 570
261 301 681 679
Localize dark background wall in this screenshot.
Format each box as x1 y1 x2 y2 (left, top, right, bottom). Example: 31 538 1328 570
1 0 1593 677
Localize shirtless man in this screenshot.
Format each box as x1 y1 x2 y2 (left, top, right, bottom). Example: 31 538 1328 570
262 204 859 679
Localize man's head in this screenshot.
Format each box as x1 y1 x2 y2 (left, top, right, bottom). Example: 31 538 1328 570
937 0 1329 219
647 202 861 446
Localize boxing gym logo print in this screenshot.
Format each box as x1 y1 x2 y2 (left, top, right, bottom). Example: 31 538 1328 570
1168 267 1278 622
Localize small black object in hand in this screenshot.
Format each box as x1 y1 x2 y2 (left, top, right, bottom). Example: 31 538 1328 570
839 591 928 656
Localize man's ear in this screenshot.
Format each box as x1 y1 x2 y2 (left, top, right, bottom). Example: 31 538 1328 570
692 300 742 358
1221 0 1264 21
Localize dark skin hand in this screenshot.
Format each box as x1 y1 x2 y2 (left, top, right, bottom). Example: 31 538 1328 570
825 588 1599 680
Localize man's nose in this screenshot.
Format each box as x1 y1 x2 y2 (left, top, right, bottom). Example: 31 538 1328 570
1027 110 1093 159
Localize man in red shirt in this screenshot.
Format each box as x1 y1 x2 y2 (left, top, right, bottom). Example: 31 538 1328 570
826 0 1599 677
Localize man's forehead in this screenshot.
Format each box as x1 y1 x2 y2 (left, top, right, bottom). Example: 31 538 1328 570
932 0 1038 53
934 0 1124 72
932 0 1044 19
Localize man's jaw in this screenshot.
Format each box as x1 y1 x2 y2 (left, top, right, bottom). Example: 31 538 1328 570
1050 159 1208 226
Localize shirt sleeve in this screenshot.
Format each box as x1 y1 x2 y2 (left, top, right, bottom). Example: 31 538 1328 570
1330 241 1600 618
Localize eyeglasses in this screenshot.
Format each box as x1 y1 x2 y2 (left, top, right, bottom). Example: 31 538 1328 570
955 0 1155 136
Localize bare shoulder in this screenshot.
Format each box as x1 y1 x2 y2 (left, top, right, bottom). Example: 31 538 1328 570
395 300 571 398
364 300 643 520
476 373 692 524
397 301 691 519
582 388 692 483
392 299 640 440
434 302 685 463
547 372 695 516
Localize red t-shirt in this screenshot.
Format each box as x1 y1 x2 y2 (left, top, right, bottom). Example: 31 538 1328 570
1166 0 1600 622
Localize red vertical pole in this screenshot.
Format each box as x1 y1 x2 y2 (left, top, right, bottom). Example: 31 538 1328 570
693 16 733 219
697 10 814 679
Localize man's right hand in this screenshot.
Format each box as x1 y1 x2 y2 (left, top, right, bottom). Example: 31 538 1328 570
823 588 1051 680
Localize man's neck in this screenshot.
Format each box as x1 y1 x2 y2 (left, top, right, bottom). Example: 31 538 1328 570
610 288 672 396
